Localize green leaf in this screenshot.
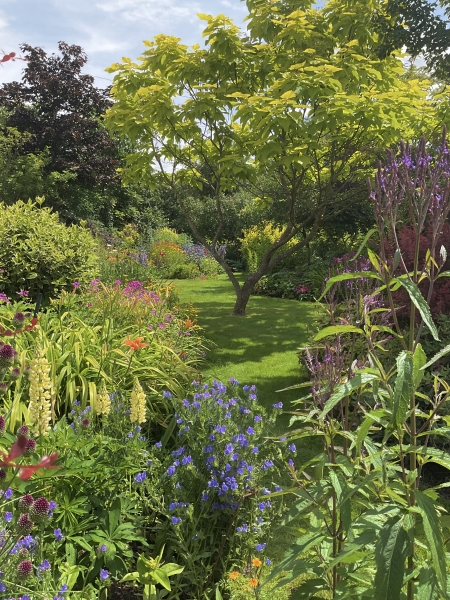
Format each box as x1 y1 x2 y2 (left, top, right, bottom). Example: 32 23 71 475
373 515 410 600
417 566 441 600
159 563 184 577
150 568 172 591
413 343 427 388
420 343 450 371
393 278 439 341
329 471 352 534
320 373 380 419
392 351 414 428
314 325 365 341
216 588 224 600
121 572 139 582
350 228 378 261
356 409 386 453
320 272 382 300
415 490 447 592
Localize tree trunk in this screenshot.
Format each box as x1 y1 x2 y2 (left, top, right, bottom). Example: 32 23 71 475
231 278 257 316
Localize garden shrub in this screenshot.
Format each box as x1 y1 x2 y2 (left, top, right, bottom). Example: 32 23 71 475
381 222 450 318
0 200 98 300
148 241 190 279
253 271 313 300
152 227 192 246
239 222 297 273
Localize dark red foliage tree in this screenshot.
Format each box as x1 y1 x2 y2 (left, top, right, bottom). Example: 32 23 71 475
0 42 119 219
383 222 450 318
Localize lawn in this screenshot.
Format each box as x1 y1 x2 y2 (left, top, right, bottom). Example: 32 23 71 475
174 274 322 432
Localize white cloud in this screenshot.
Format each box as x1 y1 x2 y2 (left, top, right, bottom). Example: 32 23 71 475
95 0 205 26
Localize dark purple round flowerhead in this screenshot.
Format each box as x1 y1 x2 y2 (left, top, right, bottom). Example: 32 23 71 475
30 497 50 522
0 343 17 368
18 494 34 512
0 382 7 396
17 425 29 438
17 513 34 534
81 418 90 428
24 438 36 456
10 367 21 381
23 365 31 379
17 560 33 579
12 312 25 330
0 415 5 436
0 468 6 482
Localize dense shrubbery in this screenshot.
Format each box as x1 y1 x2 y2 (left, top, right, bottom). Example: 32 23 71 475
0 200 98 300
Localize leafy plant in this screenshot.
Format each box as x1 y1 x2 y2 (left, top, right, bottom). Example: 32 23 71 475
271 130 450 599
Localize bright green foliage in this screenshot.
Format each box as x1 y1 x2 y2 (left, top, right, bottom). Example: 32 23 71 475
240 222 297 273
0 200 98 299
104 0 441 314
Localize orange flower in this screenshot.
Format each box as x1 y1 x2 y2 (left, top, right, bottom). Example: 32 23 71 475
228 571 240 581
252 558 262 567
248 578 259 588
184 319 195 329
123 336 149 352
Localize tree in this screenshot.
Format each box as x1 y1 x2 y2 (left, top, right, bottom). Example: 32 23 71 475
0 42 119 221
105 0 442 316
373 0 450 81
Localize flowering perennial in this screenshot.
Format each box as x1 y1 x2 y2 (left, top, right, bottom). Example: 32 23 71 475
28 350 52 437
130 378 146 424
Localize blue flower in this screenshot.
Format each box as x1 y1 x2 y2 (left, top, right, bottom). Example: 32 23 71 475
38 559 51 571
262 488 271 495
288 443 296 453
274 485 282 492
4 512 13 523
201 493 209 501
5 488 12 500
255 543 267 552
272 402 283 409
100 544 107 552
254 415 262 422
171 517 181 525
262 460 274 470
167 466 176 476
182 455 193 465
288 459 295 467
252 447 259 454
100 569 109 580
134 471 147 483
59 583 69 593
243 385 250 392
183 399 190 407
0 583 6 592
266 558 272 565
229 378 239 385
54 528 64 541
225 412 231 418
163 391 172 398
215 425 226 434
225 443 233 455
176 418 183 424
155 441 162 448
249 393 257 400
246 427 255 435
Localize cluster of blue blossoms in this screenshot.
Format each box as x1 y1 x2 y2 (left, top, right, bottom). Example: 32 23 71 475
135 379 296 561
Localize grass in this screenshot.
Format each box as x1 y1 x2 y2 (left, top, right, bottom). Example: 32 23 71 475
174 274 322 435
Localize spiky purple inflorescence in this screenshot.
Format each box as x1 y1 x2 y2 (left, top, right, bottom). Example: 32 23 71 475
18 494 34 512
0 415 5 435
17 560 33 579
24 438 36 456
17 513 34 534
29 497 50 522
17 425 29 437
0 344 17 368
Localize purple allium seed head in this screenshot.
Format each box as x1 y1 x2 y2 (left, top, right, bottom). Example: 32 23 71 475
10 367 21 380
17 425 29 437
12 312 25 329
17 513 34 534
0 415 5 435
24 438 36 456
30 497 50 522
0 382 7 396
0 343 16 368
17 560 33 579
23 365 31 379
81 418 90 428
18 494 34 512
0 468 6 481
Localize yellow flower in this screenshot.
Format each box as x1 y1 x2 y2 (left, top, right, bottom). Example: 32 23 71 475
248 578 259 588
96 381 111 416
28 349 52 437
228 571 240 581
130 378 146 424
252 558 262 567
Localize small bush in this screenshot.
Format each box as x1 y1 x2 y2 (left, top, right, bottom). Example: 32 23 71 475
240 222 297 273
0 200 98 300
253 271 313 300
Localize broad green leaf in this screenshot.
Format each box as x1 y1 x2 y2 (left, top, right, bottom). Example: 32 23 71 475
320 272 382 300
413 343 427 389
121 572 139 582
159 563 184 576
367 248 381 273
415 490 447 593
393 278 439 341
314 325 365 341
216 588 224 600
392 351 414 428
320 373 380 419
329 471 351 534
151 568 172 591
356 409 387 453
373 515 410 600
417 567 440 600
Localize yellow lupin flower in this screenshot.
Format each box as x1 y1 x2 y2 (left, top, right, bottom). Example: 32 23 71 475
28 349 52 437
96 381 111 416
130 378 146 424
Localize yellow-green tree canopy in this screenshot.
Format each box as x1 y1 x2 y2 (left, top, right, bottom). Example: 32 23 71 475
105 0 448 315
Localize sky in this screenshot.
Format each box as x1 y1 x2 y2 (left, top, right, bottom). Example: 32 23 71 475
0 0 247 87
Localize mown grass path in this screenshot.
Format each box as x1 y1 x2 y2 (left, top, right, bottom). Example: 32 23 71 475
174 274 320 433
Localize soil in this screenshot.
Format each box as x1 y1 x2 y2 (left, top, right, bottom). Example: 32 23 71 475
109 582 143 600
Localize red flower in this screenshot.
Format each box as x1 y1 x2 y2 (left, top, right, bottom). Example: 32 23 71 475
0 435 27 465
18 453 59 481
